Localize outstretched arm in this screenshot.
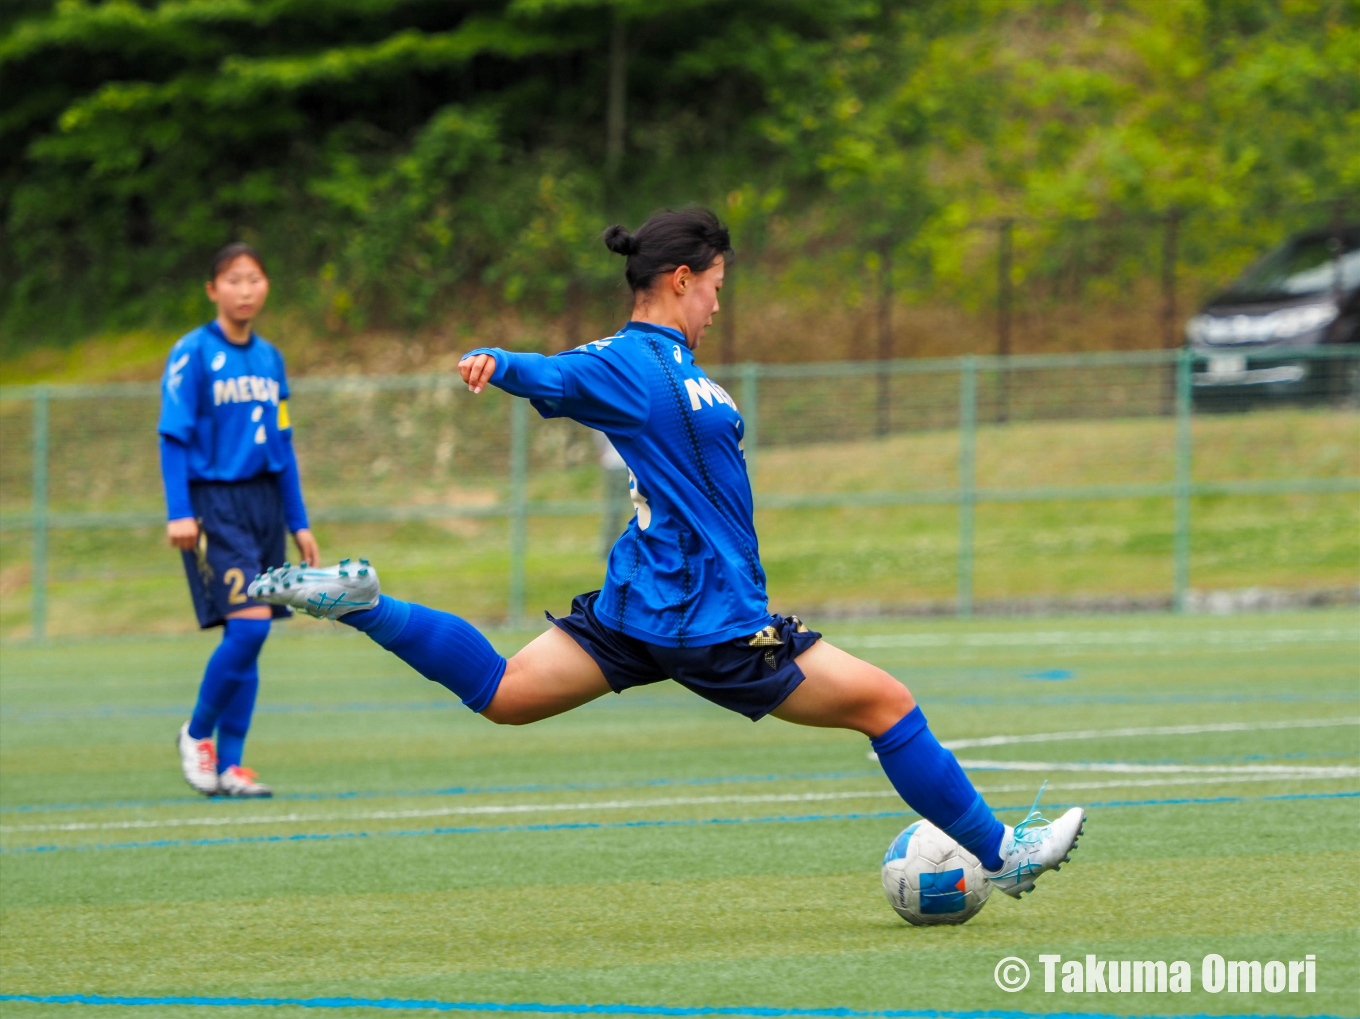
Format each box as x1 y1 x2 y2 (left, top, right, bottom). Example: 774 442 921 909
458 346 649 435
459 348 565 400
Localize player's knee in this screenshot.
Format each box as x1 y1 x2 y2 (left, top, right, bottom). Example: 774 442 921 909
861 672 915 735
882 676 915 717
224 616 270 653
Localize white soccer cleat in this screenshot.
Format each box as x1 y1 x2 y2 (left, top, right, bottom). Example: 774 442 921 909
985 785 1085 899
176 721 219 796
247 558 380 619
217 765 273 798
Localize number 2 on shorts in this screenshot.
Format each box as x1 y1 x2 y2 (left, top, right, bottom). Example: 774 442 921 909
224 567 248 605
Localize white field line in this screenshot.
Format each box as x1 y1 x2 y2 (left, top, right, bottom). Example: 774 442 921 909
836 628 1360 650
941 716 1360 750
0 790 903 833
958 759 1360 778
4 763 1355 834
975 774 1358 796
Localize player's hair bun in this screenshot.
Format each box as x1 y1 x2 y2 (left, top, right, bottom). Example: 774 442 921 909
606 209 734 292
603 224 638 256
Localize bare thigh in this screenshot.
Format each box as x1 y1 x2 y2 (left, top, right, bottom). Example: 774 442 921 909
481 625 612 725
227 606 272 621
771 639 915 738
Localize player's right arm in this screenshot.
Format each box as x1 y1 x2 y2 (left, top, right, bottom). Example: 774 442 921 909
158 337 202 550
459 351 498 394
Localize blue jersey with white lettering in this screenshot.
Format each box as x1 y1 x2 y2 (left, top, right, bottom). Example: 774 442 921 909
469 321 769 647
158 322 294 482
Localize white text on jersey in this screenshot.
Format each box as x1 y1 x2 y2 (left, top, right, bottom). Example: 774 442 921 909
213 376 281 406
684 377 737 412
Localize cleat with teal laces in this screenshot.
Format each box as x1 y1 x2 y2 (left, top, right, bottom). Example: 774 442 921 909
247 560 381 620
985 782 1085 899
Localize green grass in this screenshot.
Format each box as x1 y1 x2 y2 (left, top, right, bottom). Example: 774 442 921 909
2 610 1358 1018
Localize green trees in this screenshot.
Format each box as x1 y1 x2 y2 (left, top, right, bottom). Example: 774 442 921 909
2 0 1356 351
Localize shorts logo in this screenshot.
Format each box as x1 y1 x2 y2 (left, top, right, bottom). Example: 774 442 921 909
193 523 214 584
749 625 782 667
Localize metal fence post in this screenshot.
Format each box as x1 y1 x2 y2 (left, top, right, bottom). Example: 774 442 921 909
876 239 893 436
1173 348 1193 612
1161 209 1181 349
741 362 759 483
995 219 1014 424
31 386 50 641
957 357 977 617
508 397 528 627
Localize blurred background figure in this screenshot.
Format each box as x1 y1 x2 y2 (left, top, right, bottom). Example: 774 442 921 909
595 431 632 560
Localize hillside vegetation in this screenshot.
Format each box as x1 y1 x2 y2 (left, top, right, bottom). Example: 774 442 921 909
2 0 1357 366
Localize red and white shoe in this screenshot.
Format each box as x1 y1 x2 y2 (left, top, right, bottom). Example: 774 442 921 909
176 722 219 795
217 765 273 798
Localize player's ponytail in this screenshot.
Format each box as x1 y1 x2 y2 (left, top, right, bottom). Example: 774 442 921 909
603 208 733 292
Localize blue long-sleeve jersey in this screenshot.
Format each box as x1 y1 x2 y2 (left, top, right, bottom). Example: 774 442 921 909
469 321 769 647
157 321 309 531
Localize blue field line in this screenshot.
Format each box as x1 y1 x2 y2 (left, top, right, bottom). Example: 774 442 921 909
4 791 1355 856
0 699 457 722
6 691 1356 724
0 770 890 815
0 993 1349 1019
3 746 1357 816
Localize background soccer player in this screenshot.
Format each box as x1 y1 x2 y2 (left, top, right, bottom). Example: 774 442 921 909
160 243 318 797
251 210 1083 897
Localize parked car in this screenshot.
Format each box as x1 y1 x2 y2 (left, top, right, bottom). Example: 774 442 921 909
1186 224 1360 406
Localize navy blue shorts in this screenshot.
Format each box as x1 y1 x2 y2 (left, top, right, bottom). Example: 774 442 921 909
181 476 292 629
549 591 822 720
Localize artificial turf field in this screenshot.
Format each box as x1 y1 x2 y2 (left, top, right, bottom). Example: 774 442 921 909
1 610 1357 1019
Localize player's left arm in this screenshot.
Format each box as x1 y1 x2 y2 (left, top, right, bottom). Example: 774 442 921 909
274 359 319 566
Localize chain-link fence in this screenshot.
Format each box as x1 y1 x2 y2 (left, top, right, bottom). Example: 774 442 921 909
1 347 1357 640
715 199 1356 364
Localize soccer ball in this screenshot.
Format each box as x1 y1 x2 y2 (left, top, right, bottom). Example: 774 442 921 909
881 820 992 926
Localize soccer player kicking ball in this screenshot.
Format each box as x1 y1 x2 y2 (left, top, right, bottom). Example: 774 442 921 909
161 243 319 798
251 210 1083 897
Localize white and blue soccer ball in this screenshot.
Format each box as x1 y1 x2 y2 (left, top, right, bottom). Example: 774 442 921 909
882 820 992 926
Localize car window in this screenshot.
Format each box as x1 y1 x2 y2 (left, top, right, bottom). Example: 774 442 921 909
1227 232 1360 299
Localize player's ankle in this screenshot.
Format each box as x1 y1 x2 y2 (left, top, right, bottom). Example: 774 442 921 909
340 594 410 645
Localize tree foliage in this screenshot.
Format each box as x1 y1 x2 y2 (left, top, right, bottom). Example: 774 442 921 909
2 0 1356 347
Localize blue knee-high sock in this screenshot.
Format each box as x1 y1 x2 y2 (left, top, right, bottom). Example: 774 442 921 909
871 706 1005 871
216 664 259 772
188 618 270 743
341 596 506 712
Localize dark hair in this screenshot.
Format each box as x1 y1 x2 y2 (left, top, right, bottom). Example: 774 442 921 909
604 208 733 292
210 242 266 281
